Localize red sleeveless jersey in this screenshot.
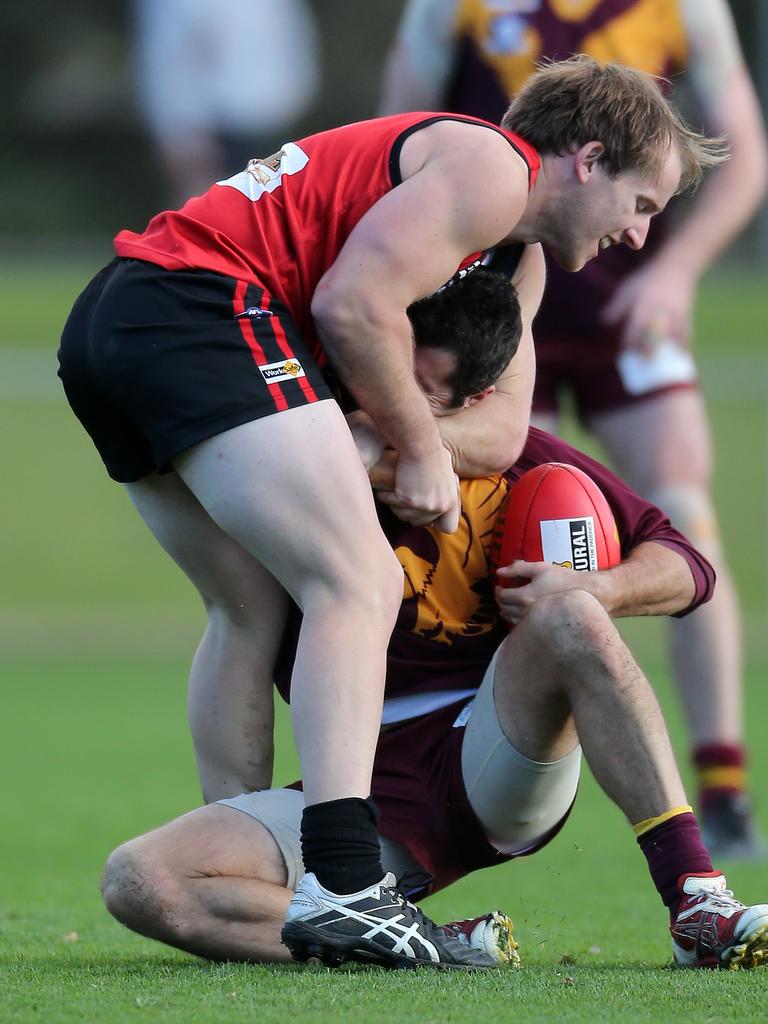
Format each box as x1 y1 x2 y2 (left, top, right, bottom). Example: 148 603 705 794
114 113 539 355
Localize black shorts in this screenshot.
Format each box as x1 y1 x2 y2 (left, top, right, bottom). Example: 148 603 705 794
57 258 333 482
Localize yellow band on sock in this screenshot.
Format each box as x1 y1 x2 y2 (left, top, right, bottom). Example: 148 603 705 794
632 805 693 838
698 766 746 790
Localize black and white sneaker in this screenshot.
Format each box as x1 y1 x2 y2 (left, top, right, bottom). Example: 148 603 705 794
281 872 499 970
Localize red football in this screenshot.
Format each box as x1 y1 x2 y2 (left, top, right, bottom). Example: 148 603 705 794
491 463 621 573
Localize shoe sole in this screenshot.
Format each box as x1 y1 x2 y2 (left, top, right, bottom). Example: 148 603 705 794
722 922 768 970
281 922 497 971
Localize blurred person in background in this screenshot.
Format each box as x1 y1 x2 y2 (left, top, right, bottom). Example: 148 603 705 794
380 0 768 860
133 0 320 204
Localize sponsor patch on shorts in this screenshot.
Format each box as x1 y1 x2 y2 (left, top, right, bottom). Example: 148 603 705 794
258 358 306 383
540 517 598 571
453 700 474 728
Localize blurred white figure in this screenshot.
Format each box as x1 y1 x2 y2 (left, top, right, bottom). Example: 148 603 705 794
135 0 320 202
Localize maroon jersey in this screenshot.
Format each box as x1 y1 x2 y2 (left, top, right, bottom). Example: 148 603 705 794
274 426 715 704
114 113 539 361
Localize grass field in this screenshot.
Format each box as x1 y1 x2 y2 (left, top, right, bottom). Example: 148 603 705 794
2 259 768 1022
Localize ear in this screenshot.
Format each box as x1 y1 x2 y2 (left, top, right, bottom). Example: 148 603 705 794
463 384 496 408
574 142 605 184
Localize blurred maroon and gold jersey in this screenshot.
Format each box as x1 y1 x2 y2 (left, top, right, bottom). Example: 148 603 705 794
445 0 686 121
438 0 688 350
114 113 539 361
273 427 715 709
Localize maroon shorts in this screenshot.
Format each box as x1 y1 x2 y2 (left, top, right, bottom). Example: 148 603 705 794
533 329 698 422
292 698 570 897
57 258 333 482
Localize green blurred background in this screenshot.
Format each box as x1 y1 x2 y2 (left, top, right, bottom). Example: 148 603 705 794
1 3 767 1019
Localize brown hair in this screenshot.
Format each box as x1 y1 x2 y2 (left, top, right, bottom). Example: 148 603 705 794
501 55 727 192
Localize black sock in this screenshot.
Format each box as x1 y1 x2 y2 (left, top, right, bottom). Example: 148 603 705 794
301 796 383 894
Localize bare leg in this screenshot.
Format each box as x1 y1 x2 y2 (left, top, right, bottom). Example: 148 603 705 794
493 589 686 822
588 390 743 745
172 404 403 805
102 805 293 962
125 473 287 800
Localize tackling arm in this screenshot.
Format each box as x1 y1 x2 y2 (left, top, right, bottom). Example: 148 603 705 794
362 244 542 490
437 243 542 475
312 121 528 526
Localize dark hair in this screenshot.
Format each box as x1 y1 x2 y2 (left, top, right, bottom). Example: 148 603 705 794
406 268 522 407
502 56 727 192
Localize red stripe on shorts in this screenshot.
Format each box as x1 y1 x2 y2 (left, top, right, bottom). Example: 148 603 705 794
260 289 320 403
233 280 288 412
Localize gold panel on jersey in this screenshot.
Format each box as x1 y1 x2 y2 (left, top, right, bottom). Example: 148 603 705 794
395 476 508 646
454 0 687 94
494 28 543 98
548 0 602 22
581 0 687 76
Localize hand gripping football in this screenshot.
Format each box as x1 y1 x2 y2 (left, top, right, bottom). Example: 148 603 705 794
491 463 621 573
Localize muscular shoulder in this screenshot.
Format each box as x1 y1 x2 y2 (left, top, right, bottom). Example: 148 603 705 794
399 118 531 195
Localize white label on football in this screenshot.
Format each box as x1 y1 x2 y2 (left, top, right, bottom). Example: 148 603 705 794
540 516 598 571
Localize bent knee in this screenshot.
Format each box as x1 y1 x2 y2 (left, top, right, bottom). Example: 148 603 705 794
303 542 404 624
101 840 188 941
524 590 613 653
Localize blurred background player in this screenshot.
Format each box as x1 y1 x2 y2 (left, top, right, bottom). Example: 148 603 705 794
380 0 768 859
133 0 320 204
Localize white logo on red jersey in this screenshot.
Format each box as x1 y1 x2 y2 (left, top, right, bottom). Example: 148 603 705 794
217 142 310 201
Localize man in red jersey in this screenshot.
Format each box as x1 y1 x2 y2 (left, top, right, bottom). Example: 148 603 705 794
380 0 768 860
58 57 723 968
100 330 768 970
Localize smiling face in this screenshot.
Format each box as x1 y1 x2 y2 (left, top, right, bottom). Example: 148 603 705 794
543 143 683 272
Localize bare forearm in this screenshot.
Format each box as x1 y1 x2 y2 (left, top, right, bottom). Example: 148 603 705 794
440 326 535 475
315 305 442 460
590 542 696 618
438 391 530 475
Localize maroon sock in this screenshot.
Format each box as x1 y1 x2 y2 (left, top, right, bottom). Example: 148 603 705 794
636 812 714 918
693 742 746 810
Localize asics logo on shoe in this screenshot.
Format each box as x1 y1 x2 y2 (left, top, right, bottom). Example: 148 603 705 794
670 873 768 970
282 872 499 970
301 900 440 961
676 897 740 922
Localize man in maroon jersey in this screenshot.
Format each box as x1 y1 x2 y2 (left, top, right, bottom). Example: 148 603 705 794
59 57 724 968
380 0 768 860
100 345 768 970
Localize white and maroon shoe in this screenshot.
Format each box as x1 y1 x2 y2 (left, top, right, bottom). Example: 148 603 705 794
282 872 500 970
670 872 768 969
442 911 521 966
